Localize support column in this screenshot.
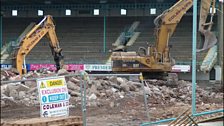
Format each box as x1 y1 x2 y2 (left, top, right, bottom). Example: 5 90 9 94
192 0 197 115
0 13 2 49
103 16 106 53
218 2 223 84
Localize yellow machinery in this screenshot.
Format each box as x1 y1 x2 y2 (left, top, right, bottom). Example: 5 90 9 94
12 15 64 75
111 0 217 77
197 0 217 52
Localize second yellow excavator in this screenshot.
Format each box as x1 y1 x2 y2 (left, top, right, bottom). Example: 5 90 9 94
111 0 217 78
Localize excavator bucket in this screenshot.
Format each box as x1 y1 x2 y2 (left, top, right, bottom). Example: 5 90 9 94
197 30 217 52
197 0 217 52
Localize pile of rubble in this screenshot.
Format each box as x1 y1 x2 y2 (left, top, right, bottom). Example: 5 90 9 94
1 69 223 108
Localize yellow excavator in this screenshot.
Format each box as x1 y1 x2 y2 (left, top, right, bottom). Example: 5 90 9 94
111 0 217 78
12 15 64 75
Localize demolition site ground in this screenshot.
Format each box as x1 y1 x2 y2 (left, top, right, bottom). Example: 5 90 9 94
1 69 223 125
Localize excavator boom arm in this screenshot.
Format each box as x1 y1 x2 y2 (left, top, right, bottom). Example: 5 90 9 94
154 0 193 54
13 15 64 75
197 0 217 52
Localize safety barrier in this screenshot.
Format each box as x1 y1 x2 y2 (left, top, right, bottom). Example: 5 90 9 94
1 72 223 126
1 72 147 126
1 64 191 73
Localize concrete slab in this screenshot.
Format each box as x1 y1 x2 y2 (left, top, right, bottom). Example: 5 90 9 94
198 121 223 126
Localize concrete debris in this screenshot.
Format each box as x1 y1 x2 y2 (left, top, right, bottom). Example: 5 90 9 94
117 77 127 85
9 90 19 100
120 83 130 92
1 85 7 95
24 81 36 88
67 81 80 91
18 91 26 99
27 87 37 94
1 69 223 109
111 87 118 93
69 77 80 83
1 100 6 108
57 68 69 75
89 93 97 100
1 95 17 106
110 101 115 108
88 82 96 90
126 81 137 91
144 86 152 95
68 89 80 97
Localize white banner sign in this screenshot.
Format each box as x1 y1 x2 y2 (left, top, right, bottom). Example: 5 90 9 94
171 65 191 72
84 64 191 73
1 64 12 69
84 64 112 71
37 76 69 117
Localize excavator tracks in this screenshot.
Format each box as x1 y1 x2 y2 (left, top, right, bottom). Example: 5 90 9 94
1 116 82 126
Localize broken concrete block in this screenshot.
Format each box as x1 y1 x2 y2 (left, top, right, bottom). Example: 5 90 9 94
68 89 81 97
69 77 80 83
30 96 37 100
1 85 7 95
95 81 103 90
57 69 69 75
27 87 37 94
9 75 21 81
128 84 136 92
120 83 130 92
117 77 125 84
144 86 152 95
1 100 6 108
105 89 113 97
6 84 16 95
108 76 118 84
100 92 106 97
127 81 141 88
170 98 176 102
24 81 36 88
1 74 6 81
90 84 98 94
9 90 19 100
18 91 26 99
111 87 117 93
89 93 97 100
16 84 30 92
152 86 160 92
110 101 115 108
23 98 30 101
67 81 80 91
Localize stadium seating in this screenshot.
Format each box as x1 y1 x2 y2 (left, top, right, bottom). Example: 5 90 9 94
2 16 210 64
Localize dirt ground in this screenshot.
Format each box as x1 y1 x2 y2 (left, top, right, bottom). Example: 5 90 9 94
1 95 223 126
1 70 223 126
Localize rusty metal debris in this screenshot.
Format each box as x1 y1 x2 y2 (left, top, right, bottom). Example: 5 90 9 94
168 108 198 126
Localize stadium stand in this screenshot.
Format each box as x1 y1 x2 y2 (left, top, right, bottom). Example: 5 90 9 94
2 16 214 64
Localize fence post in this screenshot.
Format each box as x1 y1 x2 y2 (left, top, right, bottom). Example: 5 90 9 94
192 0 198 115
140 73 150 121
80 71 88 126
